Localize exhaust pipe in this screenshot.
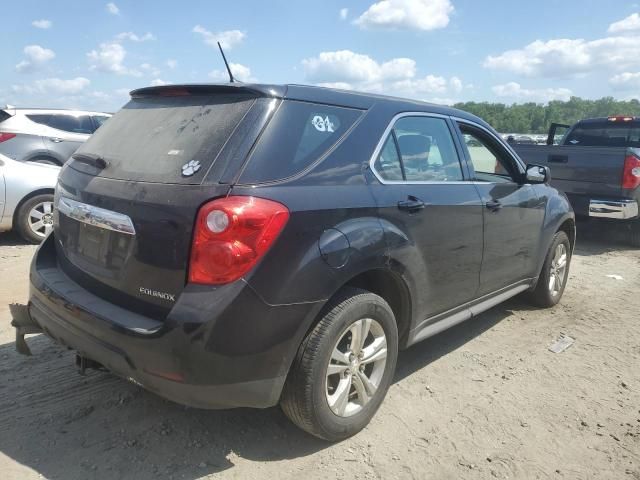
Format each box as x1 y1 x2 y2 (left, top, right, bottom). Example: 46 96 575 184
75 354 105 375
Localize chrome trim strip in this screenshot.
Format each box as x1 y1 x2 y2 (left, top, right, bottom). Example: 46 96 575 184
57 197 136 235
589 199 639 219
409 281 532 345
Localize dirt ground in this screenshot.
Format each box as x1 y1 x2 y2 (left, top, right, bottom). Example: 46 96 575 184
0 222 638 480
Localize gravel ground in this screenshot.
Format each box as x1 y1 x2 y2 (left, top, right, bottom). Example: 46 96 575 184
0 222 638 480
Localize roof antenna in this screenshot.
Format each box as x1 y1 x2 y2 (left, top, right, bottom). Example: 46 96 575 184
217 41 236 83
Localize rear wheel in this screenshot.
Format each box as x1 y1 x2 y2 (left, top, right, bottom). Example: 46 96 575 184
16 194 55 244
527 231 571 308
281 288 398 441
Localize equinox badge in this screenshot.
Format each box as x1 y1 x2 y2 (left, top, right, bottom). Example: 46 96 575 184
139 287 176 302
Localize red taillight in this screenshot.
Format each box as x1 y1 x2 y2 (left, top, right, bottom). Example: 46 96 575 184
622 154 640 189
0 132 16 143
188 196 290 285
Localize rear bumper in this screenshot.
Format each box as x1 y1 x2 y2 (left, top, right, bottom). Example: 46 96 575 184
28 234 323 409
588 199 639 220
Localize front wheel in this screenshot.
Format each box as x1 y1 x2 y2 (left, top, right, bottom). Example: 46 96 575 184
281 288 398 441
527 231 571 308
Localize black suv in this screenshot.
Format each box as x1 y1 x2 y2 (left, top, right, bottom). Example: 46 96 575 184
20 84 575 441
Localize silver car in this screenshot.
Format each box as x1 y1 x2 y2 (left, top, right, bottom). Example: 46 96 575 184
0 106 111 165
0 153 60 243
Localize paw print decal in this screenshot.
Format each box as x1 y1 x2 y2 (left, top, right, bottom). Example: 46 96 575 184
181 160 201 177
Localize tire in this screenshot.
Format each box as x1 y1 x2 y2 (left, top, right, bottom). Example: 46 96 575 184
281 287 398 441
527 231 571 308
15 194 55 244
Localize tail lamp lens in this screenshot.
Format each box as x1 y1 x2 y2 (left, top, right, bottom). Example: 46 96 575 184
188 196 290 285
622 154 640 190
0 132 16 143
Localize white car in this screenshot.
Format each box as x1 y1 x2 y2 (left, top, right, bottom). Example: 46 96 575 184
0 153 60 243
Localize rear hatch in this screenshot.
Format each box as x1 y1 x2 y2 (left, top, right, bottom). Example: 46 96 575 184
53 85 279 318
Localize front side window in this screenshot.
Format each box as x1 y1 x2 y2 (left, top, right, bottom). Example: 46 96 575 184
373 116 463 182
459 125 519 183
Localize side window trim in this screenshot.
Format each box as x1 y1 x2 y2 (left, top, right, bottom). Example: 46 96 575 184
369 112 469 184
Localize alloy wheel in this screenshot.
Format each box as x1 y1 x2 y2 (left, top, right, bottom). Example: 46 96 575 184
548 243 568 296
28 201 54 238
325 318 388 417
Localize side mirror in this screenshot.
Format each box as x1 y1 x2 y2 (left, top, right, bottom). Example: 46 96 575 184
525 164 550 184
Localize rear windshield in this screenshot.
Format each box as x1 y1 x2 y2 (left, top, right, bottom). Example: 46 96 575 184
565 121 640 147
73 93 256 183
239 100 362 183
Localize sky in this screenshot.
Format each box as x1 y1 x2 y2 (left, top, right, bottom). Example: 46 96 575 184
2 0 640 112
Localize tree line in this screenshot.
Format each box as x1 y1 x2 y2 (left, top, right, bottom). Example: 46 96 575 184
453 96 640 134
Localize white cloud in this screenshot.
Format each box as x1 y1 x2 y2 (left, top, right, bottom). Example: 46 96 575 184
209 63 256 82
339 8 349 20
354 0 453 31
115 31 156 42
302 49 463 100
483 35 640 77
610 71 640 90
492 82 572 102
15 45 55 73
150 79 169 87
32 19 52 29
140 63 161 76
12 77 90 95
192 26 245 49
106 2 120 15
166 59 177 69
608 13 640 34
87 42 141 76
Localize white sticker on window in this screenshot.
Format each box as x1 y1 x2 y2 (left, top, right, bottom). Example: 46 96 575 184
311 115 335 133
167 149 183 155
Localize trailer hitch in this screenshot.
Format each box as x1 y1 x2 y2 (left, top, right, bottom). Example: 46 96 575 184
9 303 43 356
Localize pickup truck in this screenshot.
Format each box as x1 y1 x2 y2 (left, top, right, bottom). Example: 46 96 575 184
512 116 640 246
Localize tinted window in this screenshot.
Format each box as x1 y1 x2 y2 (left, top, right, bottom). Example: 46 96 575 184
373 116 463 182
239 101 362 183
30 114 94 134
92 115 110 129
0 111 10 123
460 126 517 183
374 136 403 181
73 93 256 184
565 122 640 147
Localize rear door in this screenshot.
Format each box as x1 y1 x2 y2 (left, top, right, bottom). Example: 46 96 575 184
53 90 271 318
457 122 545 294
370 114 484 320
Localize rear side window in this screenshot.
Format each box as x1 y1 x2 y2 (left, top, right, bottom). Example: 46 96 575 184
28 114 94 134
73 94 256 184
92 115 110 129
239 101 362 183
0 111 10 123
565 122 640 147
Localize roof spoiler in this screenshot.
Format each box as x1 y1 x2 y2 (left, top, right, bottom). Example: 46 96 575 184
1 105 16 116
130 83 285 99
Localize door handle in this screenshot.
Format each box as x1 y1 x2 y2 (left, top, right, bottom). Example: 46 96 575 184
398 196 425 213
49 137 63 143
486 200 502 212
